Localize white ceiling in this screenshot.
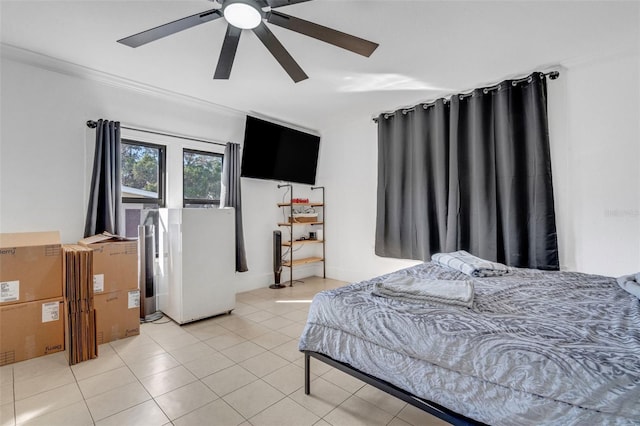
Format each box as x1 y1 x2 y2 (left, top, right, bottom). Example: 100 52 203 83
1 0 638 130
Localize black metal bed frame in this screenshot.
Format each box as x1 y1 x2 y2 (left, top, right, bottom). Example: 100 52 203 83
304 350 487 426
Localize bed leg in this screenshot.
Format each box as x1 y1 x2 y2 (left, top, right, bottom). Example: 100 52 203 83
304 351 310 395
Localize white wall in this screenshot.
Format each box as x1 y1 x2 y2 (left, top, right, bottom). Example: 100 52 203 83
0 50 302 293
320 51 640 281
557 51 640 275
318 118 420 284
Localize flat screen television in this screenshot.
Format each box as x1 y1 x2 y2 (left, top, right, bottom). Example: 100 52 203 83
240 116 320 185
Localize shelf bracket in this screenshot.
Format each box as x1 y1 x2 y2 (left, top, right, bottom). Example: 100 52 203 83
311 186 325 279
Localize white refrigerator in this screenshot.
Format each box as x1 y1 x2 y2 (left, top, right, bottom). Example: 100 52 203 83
157 208 236 324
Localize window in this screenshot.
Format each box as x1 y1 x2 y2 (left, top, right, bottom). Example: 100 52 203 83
183 149 223 207
121 139 166 207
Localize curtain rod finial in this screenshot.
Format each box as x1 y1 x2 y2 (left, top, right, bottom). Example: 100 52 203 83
548 71 560 80
86 120 97 128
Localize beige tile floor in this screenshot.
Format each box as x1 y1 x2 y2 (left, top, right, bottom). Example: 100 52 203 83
0 277 447 426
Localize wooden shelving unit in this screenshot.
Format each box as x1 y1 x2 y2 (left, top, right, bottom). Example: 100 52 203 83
282 256 324 267
277 202 324 207
281 239 324 247
277 186 325 287
277 221 323 227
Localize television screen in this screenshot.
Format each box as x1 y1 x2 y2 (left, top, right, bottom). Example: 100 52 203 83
240 116 320 185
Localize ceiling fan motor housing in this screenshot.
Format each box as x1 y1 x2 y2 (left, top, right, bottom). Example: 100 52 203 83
222 0 265 29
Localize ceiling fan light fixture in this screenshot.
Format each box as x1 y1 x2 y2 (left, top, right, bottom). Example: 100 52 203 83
223 0 262 30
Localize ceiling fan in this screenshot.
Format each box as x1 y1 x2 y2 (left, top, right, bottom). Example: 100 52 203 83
117 0 379 83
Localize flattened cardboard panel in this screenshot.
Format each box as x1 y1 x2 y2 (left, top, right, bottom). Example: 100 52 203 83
62 245 96 365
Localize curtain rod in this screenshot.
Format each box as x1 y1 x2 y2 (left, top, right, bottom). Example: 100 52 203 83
372 70 560 123
86 120 229 147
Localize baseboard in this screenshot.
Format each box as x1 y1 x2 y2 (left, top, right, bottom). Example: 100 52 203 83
233 271 274 293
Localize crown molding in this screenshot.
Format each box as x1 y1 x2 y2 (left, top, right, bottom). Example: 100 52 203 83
0 43 246 118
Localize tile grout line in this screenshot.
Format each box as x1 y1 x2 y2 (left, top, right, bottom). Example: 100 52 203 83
144 316 249 425
113 338 167 426
140 331 194 425
68 348 97 426
181 323 279 424
11 367 16 426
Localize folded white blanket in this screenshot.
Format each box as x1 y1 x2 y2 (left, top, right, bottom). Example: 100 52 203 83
372 276 474 308
431 250 510 278
616 273 640 299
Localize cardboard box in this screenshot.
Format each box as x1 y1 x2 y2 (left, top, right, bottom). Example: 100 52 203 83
94 289 140 344
78 233 138 294
0 297 65 365
0 231 63 305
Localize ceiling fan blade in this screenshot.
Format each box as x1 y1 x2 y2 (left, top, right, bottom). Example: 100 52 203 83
214 25 242 79
266 0 313 8
118 9 223 48
252 22 308 83
267 11 378 57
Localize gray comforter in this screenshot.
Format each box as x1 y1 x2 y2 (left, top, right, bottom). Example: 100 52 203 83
299 263 640 425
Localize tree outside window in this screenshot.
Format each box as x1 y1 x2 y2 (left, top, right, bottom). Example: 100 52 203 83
120 139 166 238
183 149 223 207
121 140 165 206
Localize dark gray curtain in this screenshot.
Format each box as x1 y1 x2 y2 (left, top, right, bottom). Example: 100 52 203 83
375 100 450 260
375 72 559 270
221 142 248 272
84 119 123 237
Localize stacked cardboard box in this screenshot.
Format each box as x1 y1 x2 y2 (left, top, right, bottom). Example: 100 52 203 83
79 233 140 344
62 245 97 365
0 232 64 365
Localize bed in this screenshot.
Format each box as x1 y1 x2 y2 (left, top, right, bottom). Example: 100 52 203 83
298 262 640 425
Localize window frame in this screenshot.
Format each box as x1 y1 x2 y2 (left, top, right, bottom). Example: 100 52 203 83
121 139 167 208
182 148 224 208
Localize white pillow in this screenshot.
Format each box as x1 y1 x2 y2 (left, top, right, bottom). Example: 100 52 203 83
616 273 640 299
